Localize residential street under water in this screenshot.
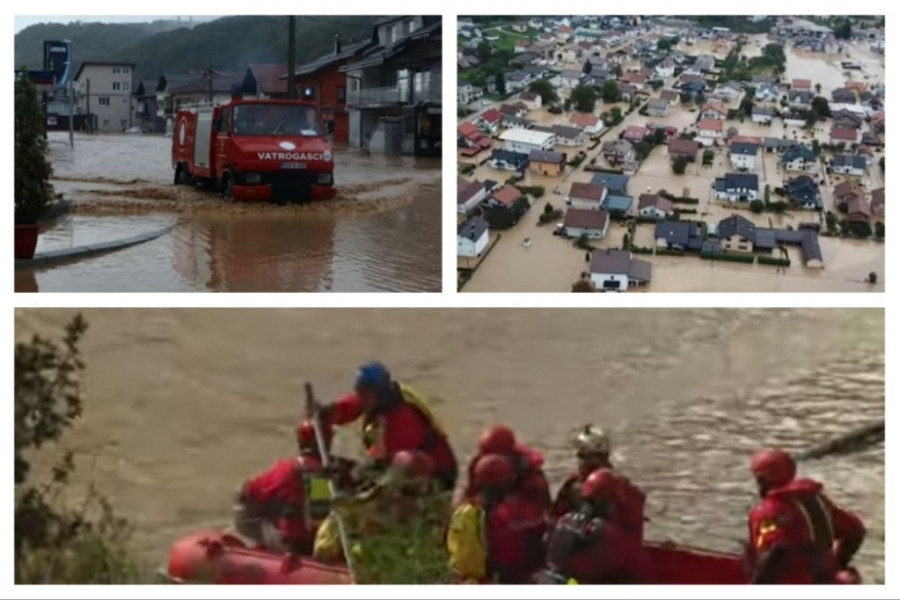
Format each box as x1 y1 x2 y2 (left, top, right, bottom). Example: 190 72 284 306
16 133 441 292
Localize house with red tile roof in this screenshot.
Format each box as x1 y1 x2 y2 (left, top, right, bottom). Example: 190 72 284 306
474 108 503 133
830 126 860 144
623 125 647 143
792 78 812 90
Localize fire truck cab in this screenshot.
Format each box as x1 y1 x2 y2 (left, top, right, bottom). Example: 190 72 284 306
172 98 336 204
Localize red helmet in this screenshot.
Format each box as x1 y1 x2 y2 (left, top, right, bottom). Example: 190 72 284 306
750 448 796 487
581 468 618 502
392 450 435 479
472 453 515 491
297 419 331 453
478 425 517 455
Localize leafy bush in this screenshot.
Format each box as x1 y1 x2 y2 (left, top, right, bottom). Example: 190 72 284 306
348 492 453 584
572 279 595 292
516 185 545 198
15 74 54 224
656 248 685 256
538 209 563 224
15 315 143 583
700 251 755 263
567 153 586 167
675 208 698 214
631 246 654 254
750 200 764 213
459 164 476 176
671 155 688 175
573 233 593 250
758 256 791 266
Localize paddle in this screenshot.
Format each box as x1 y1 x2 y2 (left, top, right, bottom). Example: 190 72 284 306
305 382 358 584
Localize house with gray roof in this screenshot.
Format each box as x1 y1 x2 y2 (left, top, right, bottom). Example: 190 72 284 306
590 172 630 195
646 98 670 117
589 249 651 291
457 216 490 258
788 89 815 108
730 142 759 171
488 149 529 171
832 153 867 176
785 176 822 209
751 106 774 124
655 221 703 250
714 173 759 202
780 144 816 171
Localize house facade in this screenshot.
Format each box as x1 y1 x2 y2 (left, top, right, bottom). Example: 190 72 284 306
589 249 651 291
341 16 442 155
500 128 556 153
715 173 759 202
487 149 529 171
563 208 610 239
528 150 566 176
729 142 758 171
781 145 816 172
832 154 866 176
457 216 490 257
74 61 135 132
567 182 608 210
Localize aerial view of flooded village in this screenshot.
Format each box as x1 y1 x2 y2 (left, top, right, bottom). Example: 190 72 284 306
15 15 442 292
456 16 885 292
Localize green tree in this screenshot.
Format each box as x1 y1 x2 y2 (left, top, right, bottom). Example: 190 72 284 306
544 202 554 215
528 79 559 104
764 184 771 206
608 106 623 125
476 40 493 62
572 278 595 292
600 80 621 104
15 74 54 224
571 84 598 113
811 96 831 118
657 39 672 52
750 199 764 213
494 72 506 96
814 83 822 94
672 155 688 175
825 211 838 233
834 19 852 40
622 233 630 249
583 60 593 75
874 221 884 239
702 149 714 166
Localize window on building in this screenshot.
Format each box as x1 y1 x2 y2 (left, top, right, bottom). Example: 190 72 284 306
113 82 121 91
113 67 119 74
337 85 346 101
123 67 129 74
103 119 110 127
121 120 127 128
98 97 110 106
123 82 130 91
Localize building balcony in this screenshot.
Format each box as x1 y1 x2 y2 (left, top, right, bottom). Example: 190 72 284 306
347 82 441 107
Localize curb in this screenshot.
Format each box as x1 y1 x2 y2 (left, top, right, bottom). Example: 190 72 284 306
15 225 175 271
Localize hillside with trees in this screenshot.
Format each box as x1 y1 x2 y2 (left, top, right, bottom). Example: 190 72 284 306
15 16 379 81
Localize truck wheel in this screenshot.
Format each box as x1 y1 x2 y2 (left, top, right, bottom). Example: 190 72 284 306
221 174 234 200
174 165 183 185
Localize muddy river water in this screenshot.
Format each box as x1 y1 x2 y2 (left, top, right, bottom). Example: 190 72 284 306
16 133 441 292
15 308 884 581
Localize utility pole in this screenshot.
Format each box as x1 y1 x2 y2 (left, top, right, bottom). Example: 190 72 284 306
67 80 74 148
208 66 214 104
86 79 91 133
288 16 297 99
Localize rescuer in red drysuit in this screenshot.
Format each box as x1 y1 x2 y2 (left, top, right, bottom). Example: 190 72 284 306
447 454 548 584
317 362 458 491
539 468 655 584
551 425 646 541
234 419 347 555
452 425 551 511
745 448 866 584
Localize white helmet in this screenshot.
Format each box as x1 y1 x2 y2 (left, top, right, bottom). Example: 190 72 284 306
573 425 610 455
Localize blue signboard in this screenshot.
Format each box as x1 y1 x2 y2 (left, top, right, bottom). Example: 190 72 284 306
43 40 72 85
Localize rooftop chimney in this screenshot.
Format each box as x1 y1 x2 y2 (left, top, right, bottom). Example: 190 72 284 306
334 34 342 56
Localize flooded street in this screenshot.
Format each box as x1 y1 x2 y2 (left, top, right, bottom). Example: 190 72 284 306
15 308 884 581
17 133 441 292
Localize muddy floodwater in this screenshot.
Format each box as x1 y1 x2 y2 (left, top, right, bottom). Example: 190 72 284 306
16 308 884 581
17 133 441 292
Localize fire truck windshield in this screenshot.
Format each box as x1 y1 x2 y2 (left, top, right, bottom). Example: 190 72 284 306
233 104 321 136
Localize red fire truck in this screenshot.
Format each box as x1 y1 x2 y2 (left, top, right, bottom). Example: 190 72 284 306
172 98 337 204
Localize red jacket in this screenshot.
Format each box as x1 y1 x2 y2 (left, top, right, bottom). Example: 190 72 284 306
747 478 865 584
551 470 645 541
240 455 325 549
546 512 655 584
484 493 548 583
329 391 457 486
456 444 551 511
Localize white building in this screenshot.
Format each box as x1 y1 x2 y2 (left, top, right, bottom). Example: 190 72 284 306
74 61 135 132
589 249 652 291
729 142 758 171
499 128 557 153
457 216 490 258
564 208 609 239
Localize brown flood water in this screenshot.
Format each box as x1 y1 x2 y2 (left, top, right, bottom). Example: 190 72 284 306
16 133 441 292
16 308 884 581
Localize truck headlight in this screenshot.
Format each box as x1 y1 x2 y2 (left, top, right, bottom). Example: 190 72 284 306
245 172 262 184
317 172 333 185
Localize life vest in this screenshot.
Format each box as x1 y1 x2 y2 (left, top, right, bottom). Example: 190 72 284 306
302 471 333 522
361 382 448 460
447 501 488 581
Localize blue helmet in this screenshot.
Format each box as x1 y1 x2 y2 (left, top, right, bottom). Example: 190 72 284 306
355 361 391 390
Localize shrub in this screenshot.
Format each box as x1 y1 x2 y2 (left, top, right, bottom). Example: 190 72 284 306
770 201 789 213
758 256 791 266
656 248 685 256
572 279 595 292
674 208 698 214
538 209 563 224
459 164 476 176
700 251 755 263
631 246 654 254
671 155 689 175
15 315 143 583
15 74 54 224
516 185 546 198
874 221 884 239
574 233 593 250
750 200 764 213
